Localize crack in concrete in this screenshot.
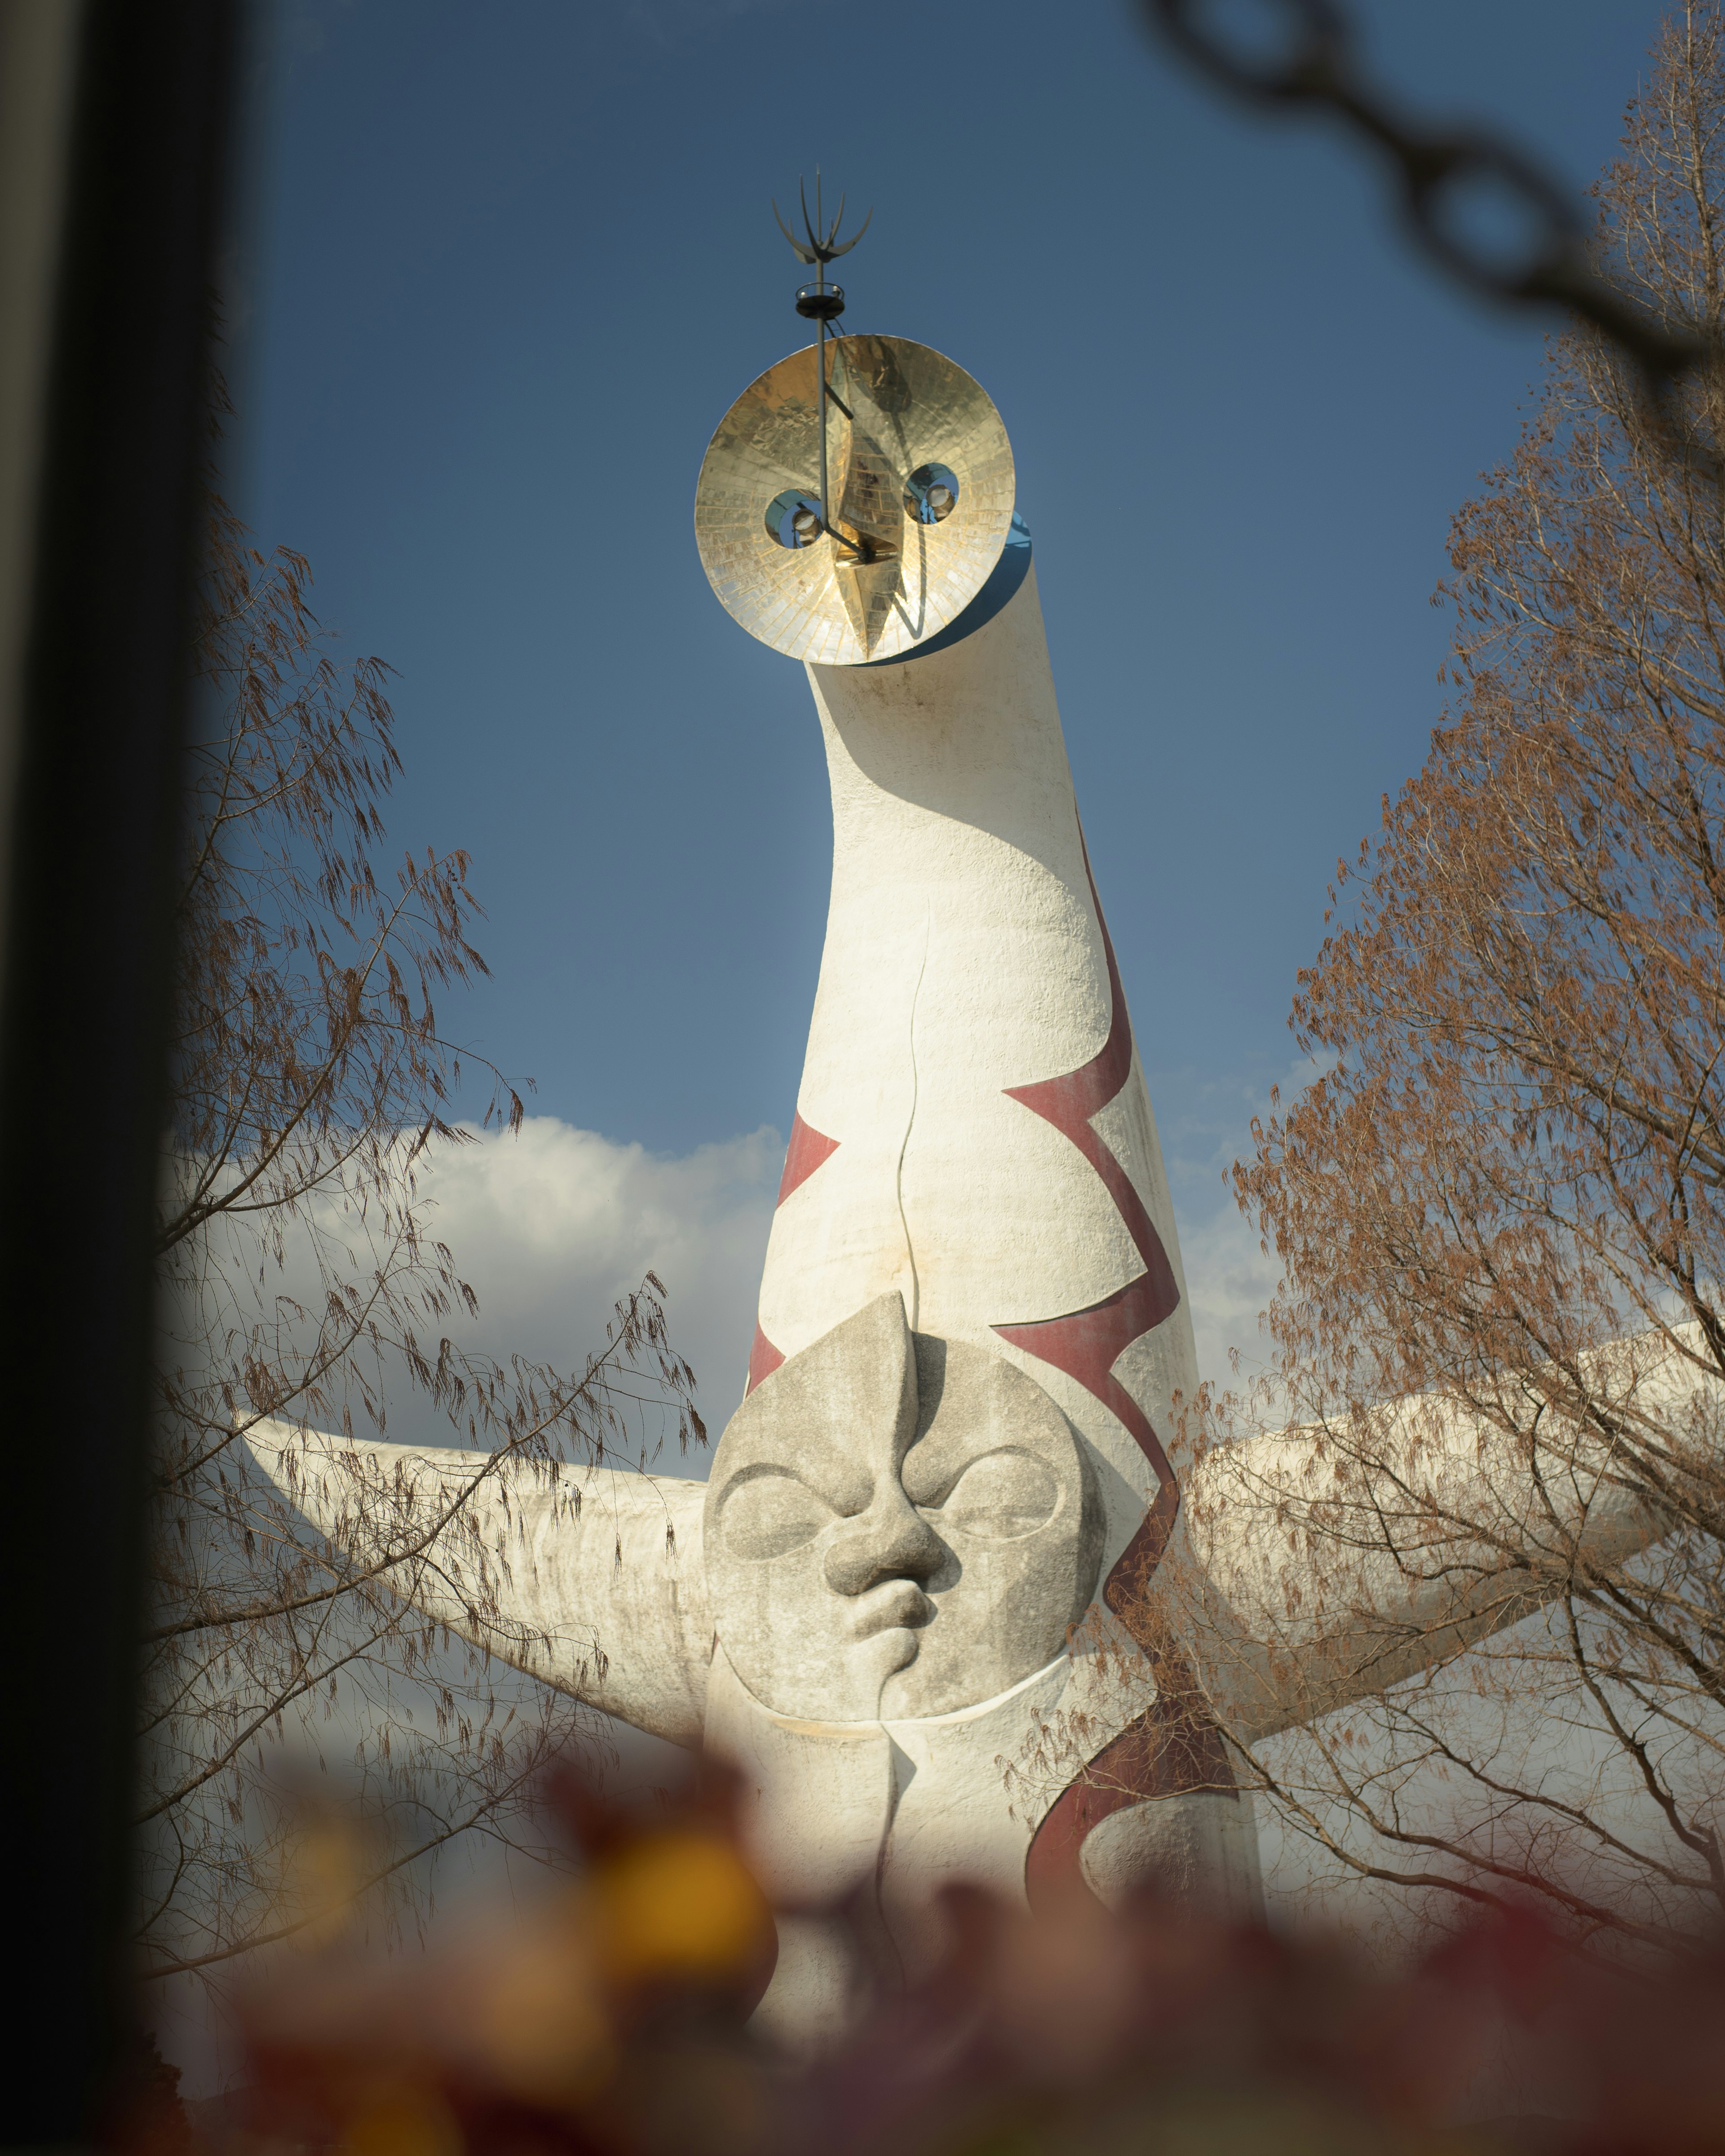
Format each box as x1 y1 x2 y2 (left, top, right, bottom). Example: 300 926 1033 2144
896 905 929 1331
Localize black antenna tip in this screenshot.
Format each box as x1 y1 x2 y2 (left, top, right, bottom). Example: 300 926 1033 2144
773 177 871 270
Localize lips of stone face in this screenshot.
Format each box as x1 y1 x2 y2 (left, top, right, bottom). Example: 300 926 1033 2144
704 1292 1104 1723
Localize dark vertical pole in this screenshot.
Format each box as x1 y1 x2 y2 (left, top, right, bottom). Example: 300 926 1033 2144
818 317 831 535
0 1 237 2141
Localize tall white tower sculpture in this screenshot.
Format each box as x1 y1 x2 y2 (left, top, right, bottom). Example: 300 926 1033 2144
683 198 1247 1947
256 200 1709 2046
690 298 1240 1913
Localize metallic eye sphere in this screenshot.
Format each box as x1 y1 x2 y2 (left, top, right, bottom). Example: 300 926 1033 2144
694 335 1015 667
905 461 961 526
764 490 824 550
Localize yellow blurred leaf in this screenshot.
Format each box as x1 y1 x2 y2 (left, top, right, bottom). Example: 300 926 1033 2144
590 1832 772 1985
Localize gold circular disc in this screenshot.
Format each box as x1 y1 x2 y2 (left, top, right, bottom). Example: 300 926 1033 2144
694 335 1016 667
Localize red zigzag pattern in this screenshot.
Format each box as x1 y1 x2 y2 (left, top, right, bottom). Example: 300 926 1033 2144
746 1113 840 1392
999 842 1232 1904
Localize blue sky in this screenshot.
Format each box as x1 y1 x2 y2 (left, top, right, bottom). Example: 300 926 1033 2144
231 0 1681 1431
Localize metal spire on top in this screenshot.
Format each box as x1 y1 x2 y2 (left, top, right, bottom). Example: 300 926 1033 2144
772 172 873 559
772 169 872 289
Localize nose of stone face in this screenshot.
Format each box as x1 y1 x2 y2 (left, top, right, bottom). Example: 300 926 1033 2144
822 1490 945 1598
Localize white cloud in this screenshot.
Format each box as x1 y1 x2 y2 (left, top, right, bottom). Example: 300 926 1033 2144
1147 1053 1319 1403
395 1107 1288 1459
350 1086 1289 1471
389 1118 782 1467
1177 1194 1284 1396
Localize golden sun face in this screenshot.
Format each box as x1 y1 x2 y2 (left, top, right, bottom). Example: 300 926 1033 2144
694 335 1016 666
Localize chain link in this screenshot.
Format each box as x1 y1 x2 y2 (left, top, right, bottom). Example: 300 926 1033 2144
1141 0 1721 476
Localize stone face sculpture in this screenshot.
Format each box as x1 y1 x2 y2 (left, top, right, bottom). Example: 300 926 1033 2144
253 334 1720 2046
705 1291 1104 1725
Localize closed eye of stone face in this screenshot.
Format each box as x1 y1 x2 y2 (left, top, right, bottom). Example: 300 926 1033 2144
924 1448 1057 1542
717 1466 839 1561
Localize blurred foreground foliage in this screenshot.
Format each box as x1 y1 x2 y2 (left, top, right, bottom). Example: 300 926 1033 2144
119 1764 1725 2156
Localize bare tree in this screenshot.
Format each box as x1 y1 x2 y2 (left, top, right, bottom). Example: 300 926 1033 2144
141 498 700 1985
1185 5 1725 1951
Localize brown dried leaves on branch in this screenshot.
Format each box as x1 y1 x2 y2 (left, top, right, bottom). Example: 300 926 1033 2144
141 497 700 1984
1212 6 1725 1947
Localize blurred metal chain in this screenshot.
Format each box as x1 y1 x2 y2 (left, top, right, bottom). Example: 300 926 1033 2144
1141 0 1721 474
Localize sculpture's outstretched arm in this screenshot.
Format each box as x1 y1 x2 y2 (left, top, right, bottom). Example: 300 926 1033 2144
245 1420 712 1746
1172 1325 1722 1744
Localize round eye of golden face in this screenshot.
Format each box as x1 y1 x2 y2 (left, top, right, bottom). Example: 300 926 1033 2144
718 1468 836 1561
930 1449 1058 1542
904 461 960 523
